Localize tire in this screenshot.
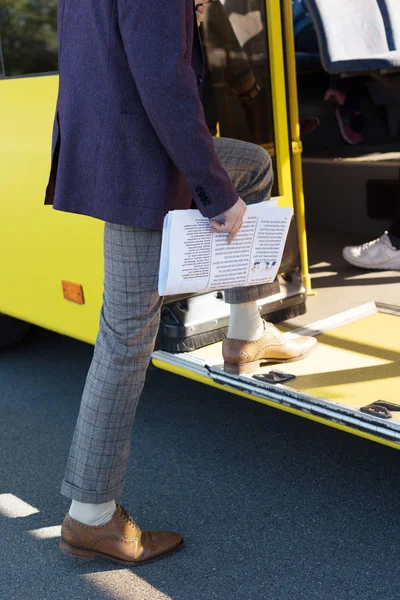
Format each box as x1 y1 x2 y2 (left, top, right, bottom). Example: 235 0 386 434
0 314 31 349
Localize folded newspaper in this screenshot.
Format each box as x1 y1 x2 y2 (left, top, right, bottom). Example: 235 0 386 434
158 201 293 296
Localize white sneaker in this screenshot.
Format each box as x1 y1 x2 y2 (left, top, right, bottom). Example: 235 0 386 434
342 232 400 270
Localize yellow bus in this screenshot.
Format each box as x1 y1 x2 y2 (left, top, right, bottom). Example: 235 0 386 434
1 0 400 448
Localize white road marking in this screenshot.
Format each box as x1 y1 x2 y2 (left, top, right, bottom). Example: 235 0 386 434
83 571 174 600
0 494 40 518
27 525 61 539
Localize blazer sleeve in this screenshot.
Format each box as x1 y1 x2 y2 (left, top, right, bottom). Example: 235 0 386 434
117 0 239 218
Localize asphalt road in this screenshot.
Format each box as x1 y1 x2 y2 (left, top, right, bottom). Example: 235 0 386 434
2 326 400 600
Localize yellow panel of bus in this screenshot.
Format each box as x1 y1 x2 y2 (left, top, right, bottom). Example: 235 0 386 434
0 74 104 344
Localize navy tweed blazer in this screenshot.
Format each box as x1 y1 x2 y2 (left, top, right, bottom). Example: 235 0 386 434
44 0 239 229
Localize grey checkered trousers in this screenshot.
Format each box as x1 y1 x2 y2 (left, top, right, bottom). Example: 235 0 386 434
61 137 274 502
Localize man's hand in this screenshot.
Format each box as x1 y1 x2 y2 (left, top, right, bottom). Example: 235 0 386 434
210 197 247 244
195 0 209 26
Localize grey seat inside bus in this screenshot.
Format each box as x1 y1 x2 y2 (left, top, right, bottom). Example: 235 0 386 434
304 0 400 74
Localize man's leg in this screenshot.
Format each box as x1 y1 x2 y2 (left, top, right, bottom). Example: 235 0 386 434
62 225 163 507
213 137 317 373
59 224 182 564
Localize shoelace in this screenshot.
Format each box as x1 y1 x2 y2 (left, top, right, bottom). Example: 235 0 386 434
360 235 382 250
118 504 139 529
264 321 280 333
263 321 283 340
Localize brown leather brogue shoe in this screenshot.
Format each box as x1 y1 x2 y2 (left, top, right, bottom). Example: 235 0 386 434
59 504 183 565
223 321 317 374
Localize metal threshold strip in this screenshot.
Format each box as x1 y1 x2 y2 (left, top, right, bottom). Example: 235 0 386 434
152 302 400 448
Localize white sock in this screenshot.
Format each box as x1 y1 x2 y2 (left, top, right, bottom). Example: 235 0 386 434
69 500 117 526
227 301 264 341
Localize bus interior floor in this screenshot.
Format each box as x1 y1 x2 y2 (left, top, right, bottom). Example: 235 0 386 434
287 227 400 328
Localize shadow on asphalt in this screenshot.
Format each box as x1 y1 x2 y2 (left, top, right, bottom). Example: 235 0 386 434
2 327 400 600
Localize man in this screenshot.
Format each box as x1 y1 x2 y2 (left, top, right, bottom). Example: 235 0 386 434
45 0 316 566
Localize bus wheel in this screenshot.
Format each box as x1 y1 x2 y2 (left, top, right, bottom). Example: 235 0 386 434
0 314 31 349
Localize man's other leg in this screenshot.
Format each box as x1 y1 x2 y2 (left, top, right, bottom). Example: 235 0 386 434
212 136 275 327
213 137 317 373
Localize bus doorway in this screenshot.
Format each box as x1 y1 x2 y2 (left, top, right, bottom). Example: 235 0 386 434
153 0 400 448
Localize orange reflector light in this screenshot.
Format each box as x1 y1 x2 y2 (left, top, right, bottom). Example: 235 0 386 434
62 281 85 305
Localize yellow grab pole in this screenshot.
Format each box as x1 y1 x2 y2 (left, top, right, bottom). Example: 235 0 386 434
281 0 314 295
265 0 294 208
